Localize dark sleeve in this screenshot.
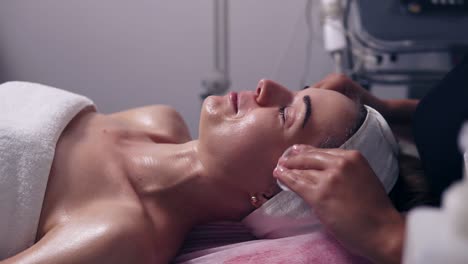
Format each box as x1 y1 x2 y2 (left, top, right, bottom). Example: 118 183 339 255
413 55 468 206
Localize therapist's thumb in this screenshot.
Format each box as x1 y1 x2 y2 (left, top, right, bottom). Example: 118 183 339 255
273 165 310 195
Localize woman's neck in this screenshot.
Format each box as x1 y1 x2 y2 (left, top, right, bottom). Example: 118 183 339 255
122 140 252 233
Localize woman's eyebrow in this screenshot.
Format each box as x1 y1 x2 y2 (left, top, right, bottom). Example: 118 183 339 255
302 95 311 129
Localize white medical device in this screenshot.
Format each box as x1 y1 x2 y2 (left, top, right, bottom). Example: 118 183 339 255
201 0 230 99
320 0 347 73
321 0 346 53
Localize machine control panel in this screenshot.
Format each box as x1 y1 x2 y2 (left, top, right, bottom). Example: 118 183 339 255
402 0 468 13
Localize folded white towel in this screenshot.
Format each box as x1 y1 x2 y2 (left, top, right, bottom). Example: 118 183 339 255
0 81 94 259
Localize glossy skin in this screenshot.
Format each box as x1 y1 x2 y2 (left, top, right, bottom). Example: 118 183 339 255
0 80 360 264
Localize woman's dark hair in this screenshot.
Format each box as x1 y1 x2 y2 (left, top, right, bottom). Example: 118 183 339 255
319 104 367 148
389 152 433 212
346 104 367 140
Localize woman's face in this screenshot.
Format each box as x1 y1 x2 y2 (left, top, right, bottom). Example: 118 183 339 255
198 80 358 195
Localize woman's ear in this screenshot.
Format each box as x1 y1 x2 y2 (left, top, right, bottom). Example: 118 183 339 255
261 184 282 200
250 184 282 208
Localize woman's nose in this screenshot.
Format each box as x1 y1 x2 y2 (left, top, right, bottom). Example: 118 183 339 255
255 79 292 106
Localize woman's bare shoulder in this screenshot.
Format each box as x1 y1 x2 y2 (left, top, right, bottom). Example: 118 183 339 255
65 202 157 262
109 105 192 143
3 203 157 264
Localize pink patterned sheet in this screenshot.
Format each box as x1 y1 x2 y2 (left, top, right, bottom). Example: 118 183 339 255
174 228 370 264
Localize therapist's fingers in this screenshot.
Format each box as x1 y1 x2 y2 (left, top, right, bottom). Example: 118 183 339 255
313 148 368 166
312 74 348 89
294 147 364 160
278 146 362 170
310 147 352 156
282 144 351 157
278 149 339 170
311 73 340 88
273 166 320 193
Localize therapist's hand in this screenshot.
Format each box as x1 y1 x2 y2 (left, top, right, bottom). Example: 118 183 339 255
313 74 390 116
313 74 419 123
273 145 404 264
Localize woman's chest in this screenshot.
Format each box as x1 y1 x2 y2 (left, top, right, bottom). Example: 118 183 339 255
37 123 135 238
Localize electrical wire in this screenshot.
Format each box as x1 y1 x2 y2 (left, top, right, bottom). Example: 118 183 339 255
300 0 315 88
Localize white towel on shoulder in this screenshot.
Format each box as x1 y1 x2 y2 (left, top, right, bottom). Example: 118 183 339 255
0 81 94 259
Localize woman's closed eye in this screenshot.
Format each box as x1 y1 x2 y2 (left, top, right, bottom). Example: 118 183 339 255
279 106 287 124
279 104 298 129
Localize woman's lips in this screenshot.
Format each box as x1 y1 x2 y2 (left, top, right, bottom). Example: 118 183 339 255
229 92 238 113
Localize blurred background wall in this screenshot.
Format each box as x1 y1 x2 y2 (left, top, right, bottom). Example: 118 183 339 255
0 0 408 137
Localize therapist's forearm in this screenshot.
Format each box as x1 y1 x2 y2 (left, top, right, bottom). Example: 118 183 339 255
381 99 419 124
368 212 406 264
